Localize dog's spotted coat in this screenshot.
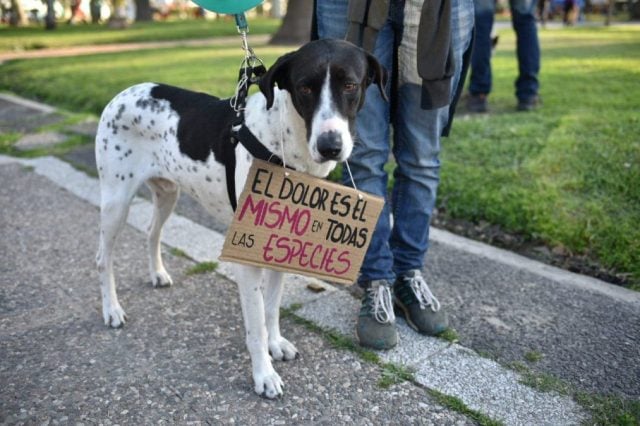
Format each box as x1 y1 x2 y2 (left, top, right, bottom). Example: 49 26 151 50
95 39 386 398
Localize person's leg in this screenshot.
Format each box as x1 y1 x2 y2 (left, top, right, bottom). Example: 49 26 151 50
316 0 399 349
391 0 474 334
343 33 396 282
469 0 495 97
393 0 474 276
390 97 443 276
510 0 540 105
317 0 396 283
314 0 349 40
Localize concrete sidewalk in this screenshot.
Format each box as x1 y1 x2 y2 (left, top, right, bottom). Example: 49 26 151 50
1 94 639 424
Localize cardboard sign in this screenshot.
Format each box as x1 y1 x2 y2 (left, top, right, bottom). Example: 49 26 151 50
219 160 384 285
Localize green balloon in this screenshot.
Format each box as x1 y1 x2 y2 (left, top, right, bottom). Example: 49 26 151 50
191 0 263 14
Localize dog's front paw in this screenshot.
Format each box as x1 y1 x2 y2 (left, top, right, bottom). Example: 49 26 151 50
269 337 299 361
103 301 127 328
151 269 173 288
254 368 284 399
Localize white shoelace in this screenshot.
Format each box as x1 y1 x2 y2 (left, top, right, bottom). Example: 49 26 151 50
405 272 441 312
368 283 395 324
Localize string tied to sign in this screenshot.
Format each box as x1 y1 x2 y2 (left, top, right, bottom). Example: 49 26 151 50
344 160 364 201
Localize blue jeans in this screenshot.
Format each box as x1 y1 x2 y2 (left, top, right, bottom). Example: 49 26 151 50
316 0 474 282
469 0 540 101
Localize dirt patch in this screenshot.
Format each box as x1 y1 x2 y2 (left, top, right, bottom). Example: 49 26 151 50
431 210 634 290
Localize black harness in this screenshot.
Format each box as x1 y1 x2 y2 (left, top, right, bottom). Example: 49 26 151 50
226 65 289 212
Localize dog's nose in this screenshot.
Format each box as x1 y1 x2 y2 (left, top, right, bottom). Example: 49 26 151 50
316 131 343 160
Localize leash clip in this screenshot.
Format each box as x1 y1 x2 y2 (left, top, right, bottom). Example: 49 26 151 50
234 13 248 33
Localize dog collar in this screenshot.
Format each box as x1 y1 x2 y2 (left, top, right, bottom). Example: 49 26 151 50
226 124 293 212
224 63 294 212
231 124 286 168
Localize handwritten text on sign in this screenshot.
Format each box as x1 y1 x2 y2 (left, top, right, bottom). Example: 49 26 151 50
219 160 384 284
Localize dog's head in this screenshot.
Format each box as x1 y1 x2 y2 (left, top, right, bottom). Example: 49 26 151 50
258 39 388 164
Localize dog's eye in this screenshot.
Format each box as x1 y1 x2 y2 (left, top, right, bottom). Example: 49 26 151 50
344 82 358 93
299 86 312 95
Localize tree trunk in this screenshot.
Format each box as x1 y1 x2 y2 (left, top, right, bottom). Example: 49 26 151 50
9 0 28 26
269 0 313 45
45 0 57 29
134 0 152 21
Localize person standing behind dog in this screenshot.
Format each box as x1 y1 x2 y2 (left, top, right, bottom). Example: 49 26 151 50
467 0 541 112
314 0 474 349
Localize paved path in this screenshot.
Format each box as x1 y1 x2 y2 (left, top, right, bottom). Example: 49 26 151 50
3 21 636 64
0 35 271 64
1 162 479 425
1 83 639 424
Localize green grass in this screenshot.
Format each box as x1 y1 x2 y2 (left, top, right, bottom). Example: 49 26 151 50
0 43 290 115
0 132 22 153
575 392 640 426
0 110 93 157
511 361 573 395
184 261 218 275
169 247 190 259
524 351 543 363
436 327 459 343
440 25 640 288
0 18 280 52
427 389 504 426
1 24 638 287
377 363 416 388
3 133 92 158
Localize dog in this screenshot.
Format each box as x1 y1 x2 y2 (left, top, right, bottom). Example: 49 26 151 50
95 39 386 399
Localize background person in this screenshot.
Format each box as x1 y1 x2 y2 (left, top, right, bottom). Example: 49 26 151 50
467 0 541 112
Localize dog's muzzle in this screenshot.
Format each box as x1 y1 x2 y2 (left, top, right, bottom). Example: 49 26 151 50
316 131 343 161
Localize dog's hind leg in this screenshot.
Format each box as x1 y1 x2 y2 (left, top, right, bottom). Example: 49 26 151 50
263 270 299 361
96 186 137 328
146 178 179 288
234 264 284 399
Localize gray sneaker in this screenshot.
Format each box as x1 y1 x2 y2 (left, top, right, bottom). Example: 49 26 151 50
394 270 448 336
356 280 398 350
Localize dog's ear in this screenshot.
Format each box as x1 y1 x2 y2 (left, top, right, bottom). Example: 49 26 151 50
365 52 389 102
259 52 295 110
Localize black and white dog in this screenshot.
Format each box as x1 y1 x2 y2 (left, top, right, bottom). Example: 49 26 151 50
95 39 386 398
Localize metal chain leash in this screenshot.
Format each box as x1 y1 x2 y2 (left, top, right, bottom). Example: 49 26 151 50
229 13 265 116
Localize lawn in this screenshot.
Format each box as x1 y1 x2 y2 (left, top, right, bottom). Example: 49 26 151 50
0 17 280 52
442 25 640 288
0 24 638 288
0 42 290 112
